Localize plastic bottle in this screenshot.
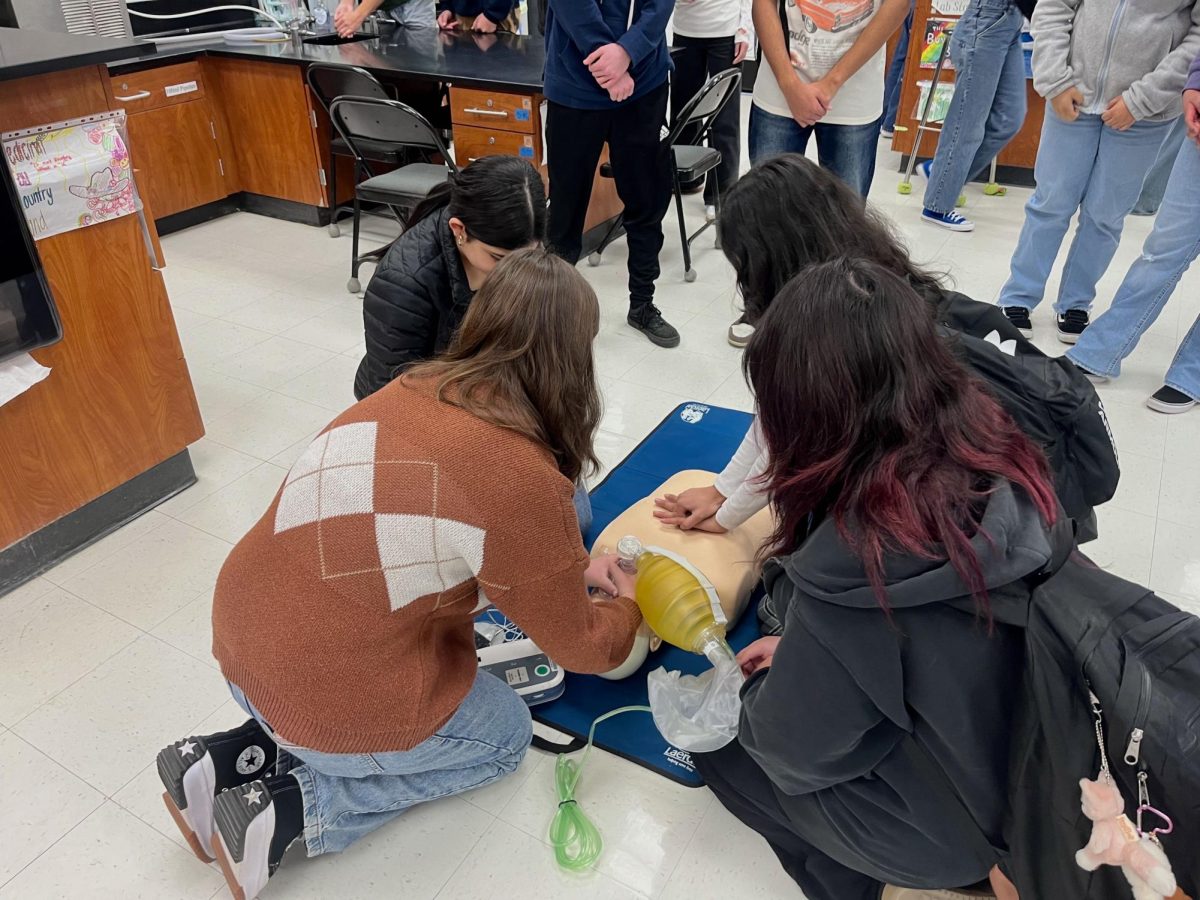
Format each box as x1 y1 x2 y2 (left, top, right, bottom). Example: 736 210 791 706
629 546 732 664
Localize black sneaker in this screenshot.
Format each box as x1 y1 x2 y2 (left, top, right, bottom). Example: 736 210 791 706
213 774 304 900
628 304 680 348
1057 309 1090 344
1003 306 1033 334
157 720 276 862
1147 385 1196 414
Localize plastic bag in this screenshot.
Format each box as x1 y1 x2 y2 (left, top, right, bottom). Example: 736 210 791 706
646 652 744 753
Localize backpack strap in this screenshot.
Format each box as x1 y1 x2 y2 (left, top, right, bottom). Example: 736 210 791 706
778 0 790 49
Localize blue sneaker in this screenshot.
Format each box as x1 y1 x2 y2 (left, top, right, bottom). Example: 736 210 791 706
921 208 975 232
916 159 932 179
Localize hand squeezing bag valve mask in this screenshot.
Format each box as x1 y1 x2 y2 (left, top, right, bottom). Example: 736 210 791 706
628 541 746 752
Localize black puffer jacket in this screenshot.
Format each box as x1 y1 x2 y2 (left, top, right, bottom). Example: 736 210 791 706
354 207 473 400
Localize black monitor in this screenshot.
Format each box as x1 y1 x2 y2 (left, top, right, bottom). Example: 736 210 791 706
0 160 62 365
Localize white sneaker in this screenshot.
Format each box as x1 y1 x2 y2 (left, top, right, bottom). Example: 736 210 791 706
704 205 717 224
728 318 755 348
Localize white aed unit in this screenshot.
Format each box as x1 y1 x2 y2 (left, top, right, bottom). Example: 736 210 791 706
474 607 565 706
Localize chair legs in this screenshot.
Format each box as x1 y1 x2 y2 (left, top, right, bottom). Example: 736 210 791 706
671 160 695 283
327 138 341 238
348 194 363 294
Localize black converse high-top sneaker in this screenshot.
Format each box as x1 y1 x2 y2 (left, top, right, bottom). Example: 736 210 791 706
213 774 304 900
156 719 276 862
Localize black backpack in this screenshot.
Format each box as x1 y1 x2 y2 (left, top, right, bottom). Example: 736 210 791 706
938 292 1120 533
1006 549 1200 897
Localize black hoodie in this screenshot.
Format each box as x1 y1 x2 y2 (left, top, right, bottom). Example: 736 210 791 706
738 482 1074 887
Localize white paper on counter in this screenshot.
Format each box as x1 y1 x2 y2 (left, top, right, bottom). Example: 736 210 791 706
0 353 51 408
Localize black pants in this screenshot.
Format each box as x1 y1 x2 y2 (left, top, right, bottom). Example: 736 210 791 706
693 741 886 900
546 82 671 310
670 34 742 205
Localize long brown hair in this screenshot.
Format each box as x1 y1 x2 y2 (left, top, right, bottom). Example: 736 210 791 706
404 248 601 482
746 258 1057 620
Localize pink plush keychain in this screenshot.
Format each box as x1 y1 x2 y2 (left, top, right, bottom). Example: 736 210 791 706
1076 693 1178 900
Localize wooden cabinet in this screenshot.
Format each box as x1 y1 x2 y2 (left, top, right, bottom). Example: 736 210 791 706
449 86 540 134
454 124 540 166
107 61 207 114
125 97 228 218
0 64 203 549
206 57 327 207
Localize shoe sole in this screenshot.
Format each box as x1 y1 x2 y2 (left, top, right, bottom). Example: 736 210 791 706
921 215 974 232
628 321 680 348
1057 329 1082 344
1146 396 1196 414
214 786 276 900
727 334 750 349
157 739 217 862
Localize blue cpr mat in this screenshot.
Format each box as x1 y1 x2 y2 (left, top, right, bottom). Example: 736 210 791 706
530 402 763 787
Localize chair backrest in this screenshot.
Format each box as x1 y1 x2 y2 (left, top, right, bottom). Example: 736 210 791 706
306 63 391 113
328 96 457 171
665 68 742 146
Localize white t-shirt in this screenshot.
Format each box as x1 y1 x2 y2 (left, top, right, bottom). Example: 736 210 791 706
673 0 755 40
713 420 770 531
752 0 886 126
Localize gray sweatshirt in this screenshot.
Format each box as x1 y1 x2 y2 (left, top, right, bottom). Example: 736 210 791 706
1031 0 1200 121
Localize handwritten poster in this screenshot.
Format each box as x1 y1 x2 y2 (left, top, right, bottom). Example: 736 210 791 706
920 18 956 70
2 112 140 241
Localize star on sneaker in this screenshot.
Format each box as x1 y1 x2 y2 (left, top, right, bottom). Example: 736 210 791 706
921 208 975 232
178 739 198 757
244 787 264 806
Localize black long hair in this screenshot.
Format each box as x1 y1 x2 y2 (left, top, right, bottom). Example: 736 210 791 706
745 258 1056 618
408 155 546 249
718 153 944 323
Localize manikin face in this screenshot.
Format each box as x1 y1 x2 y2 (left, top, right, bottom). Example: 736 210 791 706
448 216 533 290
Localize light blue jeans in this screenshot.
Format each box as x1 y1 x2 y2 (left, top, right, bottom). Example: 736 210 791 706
923 0 1026 215
1133 117 1187 215
1067 139 1200 401
748 104 883 197
573 483 593 534
229 672 531 855
882 0 915 132
998 112 1174 313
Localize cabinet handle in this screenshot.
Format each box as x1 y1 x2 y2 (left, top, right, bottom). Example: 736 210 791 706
114 90 152 101
467 157 480 162
463 107 508 117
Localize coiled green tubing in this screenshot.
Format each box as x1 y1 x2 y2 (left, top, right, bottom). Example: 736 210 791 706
548 705 653 871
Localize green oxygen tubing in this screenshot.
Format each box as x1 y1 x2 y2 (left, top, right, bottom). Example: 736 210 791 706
547 705 652 871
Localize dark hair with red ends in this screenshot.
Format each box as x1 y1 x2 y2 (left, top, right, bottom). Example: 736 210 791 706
718 153 943 324
745 258 1057 619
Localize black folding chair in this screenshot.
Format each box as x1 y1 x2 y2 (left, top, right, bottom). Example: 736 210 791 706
329 97 457 294
588 68 742 282
306 63 396 238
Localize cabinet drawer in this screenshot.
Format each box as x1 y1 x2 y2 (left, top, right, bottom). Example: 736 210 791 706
108 62 206 114
449 87 538 134
453 125 541 166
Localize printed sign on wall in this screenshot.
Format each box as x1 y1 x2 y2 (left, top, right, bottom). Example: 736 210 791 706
2 111 141 241
931 0 969 14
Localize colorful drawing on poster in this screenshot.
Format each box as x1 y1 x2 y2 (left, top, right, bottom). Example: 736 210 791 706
914 80 956 124
920 18 956 69
2 113 140 241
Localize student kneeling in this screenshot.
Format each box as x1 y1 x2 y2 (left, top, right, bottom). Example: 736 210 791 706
693 258 1066 900
154 250 640 900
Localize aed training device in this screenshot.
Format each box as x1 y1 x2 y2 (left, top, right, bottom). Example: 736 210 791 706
474 607 565 706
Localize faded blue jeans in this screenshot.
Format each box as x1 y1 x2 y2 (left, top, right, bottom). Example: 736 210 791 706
1133 117 1187 215
998 112 1174 313
882 0 915 132
748 104 883 196
1067 139 1200 401
923 0 1026 215
229 672 531 855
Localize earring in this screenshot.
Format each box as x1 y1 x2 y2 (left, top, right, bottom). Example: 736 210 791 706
457 236 465 245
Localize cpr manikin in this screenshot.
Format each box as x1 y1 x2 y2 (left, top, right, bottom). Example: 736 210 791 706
591 470 774 679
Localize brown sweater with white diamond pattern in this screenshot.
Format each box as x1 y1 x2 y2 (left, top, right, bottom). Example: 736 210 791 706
212 378 640 754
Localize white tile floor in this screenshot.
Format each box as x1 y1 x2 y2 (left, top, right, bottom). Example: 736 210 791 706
3 132 1200 900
